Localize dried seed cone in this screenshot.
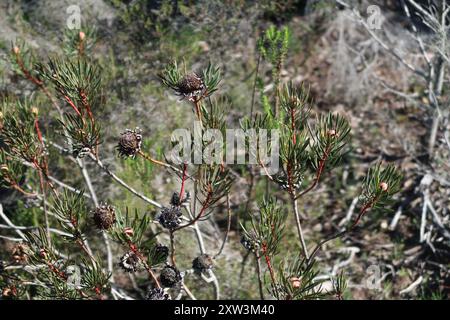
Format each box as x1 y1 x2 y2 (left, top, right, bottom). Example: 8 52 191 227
192 254 213 273
157 206 182 229
159 265 182 288
240 235 257 252
117 128 142 158
93 204 116 230
155 243 169 259
178 73 204 96
146 288 171 300
119 251 140 273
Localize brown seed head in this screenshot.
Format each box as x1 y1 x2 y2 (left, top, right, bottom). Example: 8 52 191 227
192 254 213 273
119 251 140 272
177 73 204 96
117 128 142 158
93 204 116 230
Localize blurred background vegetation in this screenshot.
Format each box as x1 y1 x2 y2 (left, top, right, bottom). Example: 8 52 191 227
0 0 448 299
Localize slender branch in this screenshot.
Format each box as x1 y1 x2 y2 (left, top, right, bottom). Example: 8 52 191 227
89 154 162 209
169 230 176 266
214 193 232 258
307 196 378 263
255 254 265 300
250 53 261 118
63 95 82 116
291 195 309 259
261 242 276 286
128 241 161 289
137 150 194 180
294 146 330 200
77 158 114 276
174 192 212 231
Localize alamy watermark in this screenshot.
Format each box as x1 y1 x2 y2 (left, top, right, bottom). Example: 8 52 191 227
66 5 81 30
367 5 383 30
169 121 280 175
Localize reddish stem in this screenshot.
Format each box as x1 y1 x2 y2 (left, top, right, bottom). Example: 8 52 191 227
127 240 161 288
290 108 296 145
14 52 43 86
193 98 203 122
351 195 380 229
178 163 188 203
295 145 331 200
79 90 94 124
262 243 276 285
64 95 82 116
34 118 43 146
175 192 212 231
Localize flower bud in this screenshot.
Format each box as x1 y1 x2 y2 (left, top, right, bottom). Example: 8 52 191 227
79 31 86 41
39 248 47 259
13 46 20 55
124 227 134 237
328 129 337 137
290 277 302 288
380 182 388 192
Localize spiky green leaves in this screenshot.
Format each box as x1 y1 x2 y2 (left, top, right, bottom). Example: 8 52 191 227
201 63 221 98
359 162 402 213
59 113 101 158
0 99 43 163
39 58 101 106
159 61 220 100
52 190 88 239
273 258 326 300
63 26 97 57
258 26 289 66
332 271 348 300
279 82 311 127
277 126 310 191
256 82 351 194
25 228 110 298
310 113 351 172
80 260 111 296
0 152 27 190
38 58 102 158
109 209 151 246
241 197 286 257
10 41 42 86
198 164 233 209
